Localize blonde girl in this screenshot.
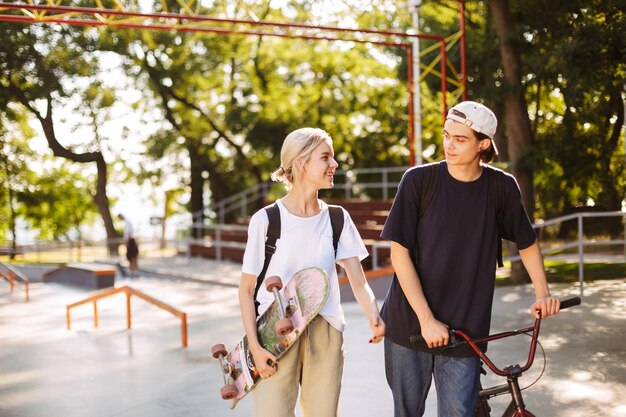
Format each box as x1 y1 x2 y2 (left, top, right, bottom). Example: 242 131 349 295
239 127 385 417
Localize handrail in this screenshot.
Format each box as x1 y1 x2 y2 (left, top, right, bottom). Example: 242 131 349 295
0 262 30 301
366 211 626 296
66 285 188 348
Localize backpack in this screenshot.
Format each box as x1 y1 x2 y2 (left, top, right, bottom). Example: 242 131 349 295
418 162 507 268
253 203 344 316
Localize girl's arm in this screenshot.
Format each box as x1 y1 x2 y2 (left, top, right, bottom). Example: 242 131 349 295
339 256 385 343
239 273 278 378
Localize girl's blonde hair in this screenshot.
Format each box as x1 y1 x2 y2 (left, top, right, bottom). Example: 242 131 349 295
271 127 333 188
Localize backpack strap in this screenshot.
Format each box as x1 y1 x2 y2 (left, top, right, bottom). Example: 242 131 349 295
253 203 343 317
254 203 281 316
487 167 507 268
328 205 344 257
411 162 441 265
418 162 441 218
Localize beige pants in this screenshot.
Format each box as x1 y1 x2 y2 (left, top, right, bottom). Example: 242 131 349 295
252 317 344 417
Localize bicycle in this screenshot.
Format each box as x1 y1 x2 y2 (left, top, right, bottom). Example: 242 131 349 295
410 296 581 417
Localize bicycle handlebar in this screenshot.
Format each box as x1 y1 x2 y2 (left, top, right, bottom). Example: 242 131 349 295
409 296 581 376
559 296 581 310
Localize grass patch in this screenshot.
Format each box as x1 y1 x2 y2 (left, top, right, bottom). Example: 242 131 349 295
496 261 626 286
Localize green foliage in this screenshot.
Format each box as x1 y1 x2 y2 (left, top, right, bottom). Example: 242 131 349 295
17 164 99 240
0 113 36 242
0 0 624 238
516 0 626 219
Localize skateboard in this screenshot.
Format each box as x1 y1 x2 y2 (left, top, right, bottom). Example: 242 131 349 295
211 267 330 409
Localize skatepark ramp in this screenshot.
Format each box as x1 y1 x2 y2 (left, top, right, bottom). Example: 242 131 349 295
0 262 30 301
66 285 188 347
44 263 116 289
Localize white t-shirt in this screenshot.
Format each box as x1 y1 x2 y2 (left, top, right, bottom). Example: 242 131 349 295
123 219 135 240
242 199 368 332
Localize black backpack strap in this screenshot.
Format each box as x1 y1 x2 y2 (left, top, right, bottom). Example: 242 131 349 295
328 205 344 257
487 168 507 268
411 162 441 265
418 162 441 218
254 203 281 316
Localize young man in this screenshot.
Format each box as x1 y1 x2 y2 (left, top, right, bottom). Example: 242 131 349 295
380 101 561 417
118 214 139 276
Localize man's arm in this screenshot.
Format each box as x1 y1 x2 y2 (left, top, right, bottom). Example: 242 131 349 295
519 241 560 319
389 241 449 348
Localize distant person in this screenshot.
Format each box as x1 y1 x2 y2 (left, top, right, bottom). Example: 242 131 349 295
239 127 385 417
380 101 561 417
118 214 139 276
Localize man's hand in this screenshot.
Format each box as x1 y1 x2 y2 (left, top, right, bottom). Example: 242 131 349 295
421 317 450 348
531 296 560 319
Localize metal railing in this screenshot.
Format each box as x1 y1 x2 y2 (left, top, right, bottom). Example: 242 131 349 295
0 262 30 301
191 166 409 226
0 238 190 264
66 285 188 347
332 166 407 200
368 211 626 295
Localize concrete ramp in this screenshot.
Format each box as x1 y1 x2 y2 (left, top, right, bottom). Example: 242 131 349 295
44 263 116 289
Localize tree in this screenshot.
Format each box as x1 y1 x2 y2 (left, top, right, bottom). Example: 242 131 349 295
18 164 99 243
0 23 121 254
0 110 36 258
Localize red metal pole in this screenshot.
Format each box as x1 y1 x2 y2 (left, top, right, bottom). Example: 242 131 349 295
407 45 415 166
459 0 468 101
440 40 448 119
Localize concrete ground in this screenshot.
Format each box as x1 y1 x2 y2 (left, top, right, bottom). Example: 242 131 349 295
0 255 624 416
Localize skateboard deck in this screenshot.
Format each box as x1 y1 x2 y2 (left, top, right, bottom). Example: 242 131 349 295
213 267 330 409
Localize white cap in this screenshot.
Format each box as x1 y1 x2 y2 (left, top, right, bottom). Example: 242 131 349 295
447 101 498 155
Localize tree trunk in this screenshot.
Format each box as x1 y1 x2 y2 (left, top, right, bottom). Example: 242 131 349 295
490 0 535 284
39 100 119 256
188 143 205 239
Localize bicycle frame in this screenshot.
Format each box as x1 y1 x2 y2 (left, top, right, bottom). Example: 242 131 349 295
453 296 581 417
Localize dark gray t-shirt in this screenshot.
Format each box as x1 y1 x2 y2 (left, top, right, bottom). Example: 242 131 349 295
380 162 536 356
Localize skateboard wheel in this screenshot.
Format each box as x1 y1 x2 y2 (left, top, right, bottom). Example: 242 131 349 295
276 317 294 335
220 384 238 400
211 344 228 359
266 276 283 292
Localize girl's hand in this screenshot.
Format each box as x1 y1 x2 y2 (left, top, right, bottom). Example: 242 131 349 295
251 346 278 379
368 316 386 343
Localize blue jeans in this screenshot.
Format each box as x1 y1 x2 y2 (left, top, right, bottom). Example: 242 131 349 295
384 338 481 417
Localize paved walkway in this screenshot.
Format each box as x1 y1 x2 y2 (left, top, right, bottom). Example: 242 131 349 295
0 256 624 416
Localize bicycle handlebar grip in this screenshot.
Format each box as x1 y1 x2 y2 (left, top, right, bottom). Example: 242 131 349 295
559 296 581 310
